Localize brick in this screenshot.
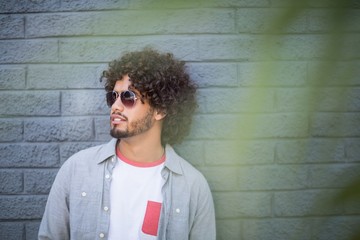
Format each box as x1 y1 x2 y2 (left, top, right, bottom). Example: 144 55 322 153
132 0 205 9
191 113 308 140
24 117 93 142
190 114 241 140
27 64 105 89
209 0 270 7
26 0 60 12
0 144 59 167
238 61 307 87
59 38 198 63
311 216 360 240
236 9 306 33
308 61 360 86
314 0 360 7
237 165 308 190
173 140 204 166
0 222 24 239
197 167 238 191
94 117 111 142
275 88 311 112
243 218 312 240
309 164 360 188
276 87 360 112
271 35 331 60
26 222 41 240
314 88 360 112
26 13 94 38
0 195 47 219
60 142 101 164
199 88 275 114
248 113 308 138
91 9 235 35
60 0 128 11
61 90 108 116
0 91 60 116
274 190 344 217
313 33 360 61
216 219 242 240
271 0 320 7
0 119 23 142
198 35 268 61
204 140 275 165
307 9 339 33
311 113 360 137
0 40 58 63
346 139 360 162
344 194 360 214
213 192 271 218
133 0 269 9
307 9 360 33
344 10 360 32
187 63 238 88
0 170 23 193
24 169 58 194
277 87 360 112
0 15 24 39
276 139 345 163
272 34 360 60
0 66 26 89
0 0 27 13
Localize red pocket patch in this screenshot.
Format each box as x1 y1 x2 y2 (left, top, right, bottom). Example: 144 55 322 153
142 201 162 236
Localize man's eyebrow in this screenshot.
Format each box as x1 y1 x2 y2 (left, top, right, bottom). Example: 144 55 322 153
128 85 137 92
127 85 140 96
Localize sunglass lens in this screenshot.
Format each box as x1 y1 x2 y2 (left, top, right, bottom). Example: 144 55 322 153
121 91 136 108
106 91 117 107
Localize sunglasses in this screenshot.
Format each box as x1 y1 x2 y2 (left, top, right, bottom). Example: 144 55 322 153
106 90 138 108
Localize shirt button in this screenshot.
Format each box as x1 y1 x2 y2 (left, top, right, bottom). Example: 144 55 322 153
81 192 87 197
105 174 110 179
175 208 180 213
104 206 109 211
99 233 105 238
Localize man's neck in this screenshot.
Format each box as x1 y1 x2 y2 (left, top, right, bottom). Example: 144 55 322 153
117 137 164 164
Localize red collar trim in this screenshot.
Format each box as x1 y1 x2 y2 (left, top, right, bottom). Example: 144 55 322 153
116 147 165 168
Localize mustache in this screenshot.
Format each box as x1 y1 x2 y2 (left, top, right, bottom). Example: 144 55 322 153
111 112 128 121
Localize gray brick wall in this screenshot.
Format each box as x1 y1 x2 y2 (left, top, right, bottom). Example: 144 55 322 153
1 0 359 239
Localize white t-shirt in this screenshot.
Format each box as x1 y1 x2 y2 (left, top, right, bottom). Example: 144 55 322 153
108 148 165 240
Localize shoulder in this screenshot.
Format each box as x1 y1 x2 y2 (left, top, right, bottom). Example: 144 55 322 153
165 145 210 190
60 139 117 172
65 139 116 165
52 140 117 187
67 144 103 161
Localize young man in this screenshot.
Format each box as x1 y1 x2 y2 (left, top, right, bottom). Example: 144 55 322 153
38 48 216 240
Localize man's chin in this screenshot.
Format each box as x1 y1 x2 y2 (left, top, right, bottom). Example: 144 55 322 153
110 128 129 139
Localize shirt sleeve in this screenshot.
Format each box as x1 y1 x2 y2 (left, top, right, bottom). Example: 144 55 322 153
189 176 216 240
38 161 72 240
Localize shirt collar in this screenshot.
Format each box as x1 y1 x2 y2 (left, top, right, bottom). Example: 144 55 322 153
97 139 184 175
96 138 118 164
163 144 183 175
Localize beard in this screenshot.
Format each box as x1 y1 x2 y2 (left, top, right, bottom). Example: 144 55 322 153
110 108 155 139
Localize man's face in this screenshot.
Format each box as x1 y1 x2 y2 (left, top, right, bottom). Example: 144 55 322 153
109 75 157 139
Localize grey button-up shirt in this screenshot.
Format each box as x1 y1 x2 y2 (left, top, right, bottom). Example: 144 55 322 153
38 139 216 240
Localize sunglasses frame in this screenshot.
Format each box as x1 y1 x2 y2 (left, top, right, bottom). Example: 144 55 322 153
106 90 138 108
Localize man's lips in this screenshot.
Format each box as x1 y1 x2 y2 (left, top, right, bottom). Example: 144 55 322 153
111 114 127 124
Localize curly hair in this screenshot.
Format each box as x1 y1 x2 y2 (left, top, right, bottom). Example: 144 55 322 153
101 47 198 145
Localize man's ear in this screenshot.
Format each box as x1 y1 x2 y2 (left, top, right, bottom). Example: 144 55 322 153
154 109 167 121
